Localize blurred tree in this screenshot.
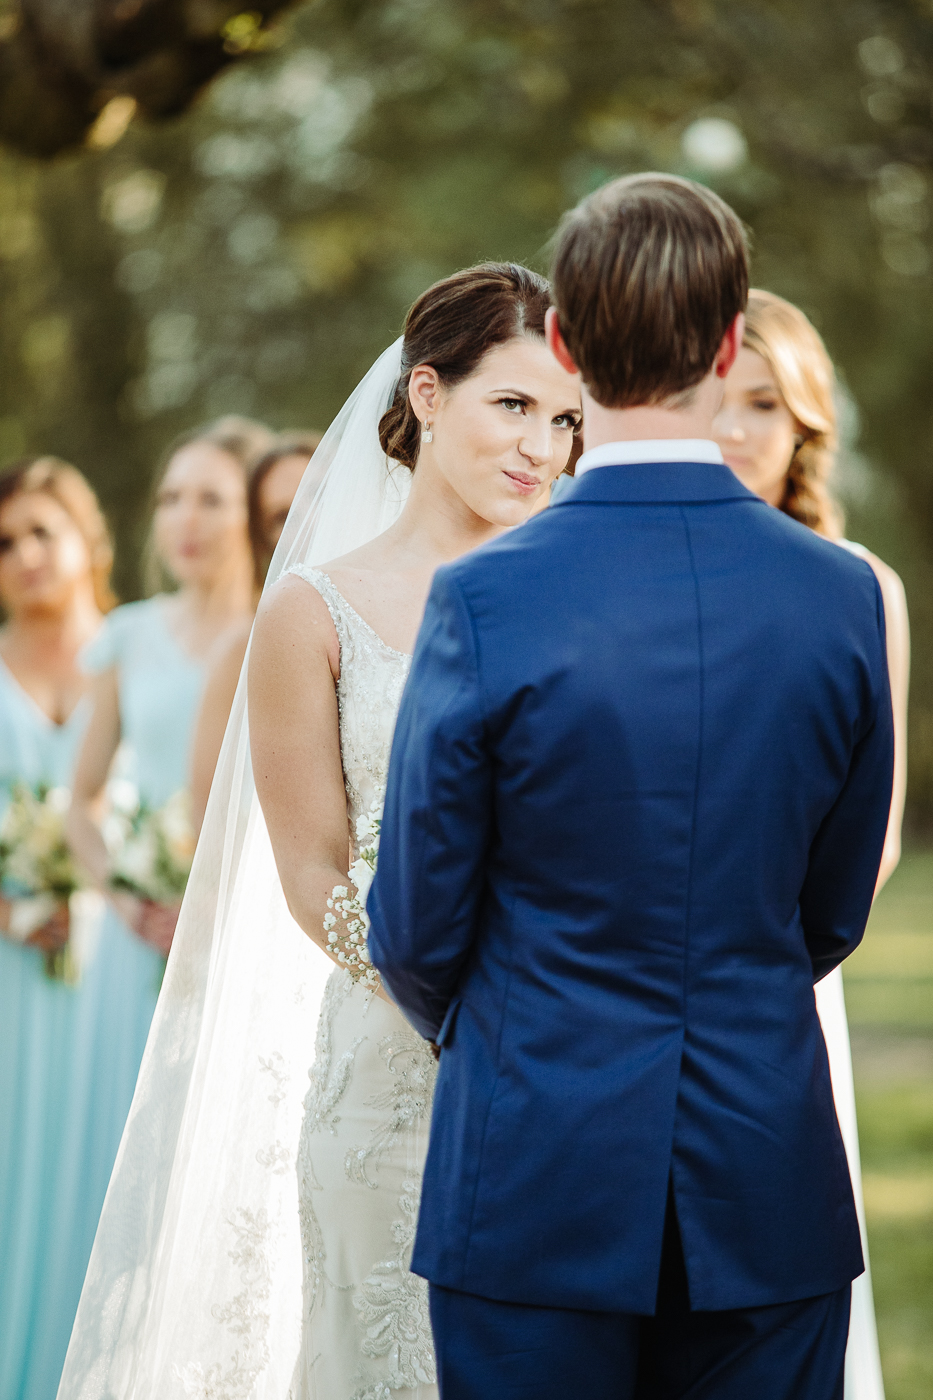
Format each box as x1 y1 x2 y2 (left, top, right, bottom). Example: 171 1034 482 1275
1 0 933 822
0 0 299 154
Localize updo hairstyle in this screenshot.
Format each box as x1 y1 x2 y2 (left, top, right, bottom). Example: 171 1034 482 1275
379 262 557 472
0 456 117 612
743 290 844 539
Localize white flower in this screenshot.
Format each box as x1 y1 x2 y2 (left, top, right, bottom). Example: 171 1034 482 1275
0 783 85 909
46 786 71 815
355 799 382 845
101 814 126 855
116 829 158 885
348 856 373 904
108 777 140 816
323 798 383 990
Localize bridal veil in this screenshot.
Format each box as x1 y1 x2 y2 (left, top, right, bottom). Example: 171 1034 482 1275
57 341 410 1400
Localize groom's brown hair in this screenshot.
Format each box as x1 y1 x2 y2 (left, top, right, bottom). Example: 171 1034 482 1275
552 173 749 408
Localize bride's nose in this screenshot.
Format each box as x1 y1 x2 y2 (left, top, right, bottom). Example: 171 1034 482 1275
518 426 551 468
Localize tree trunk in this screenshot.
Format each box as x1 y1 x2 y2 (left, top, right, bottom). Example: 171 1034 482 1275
0 0 298 156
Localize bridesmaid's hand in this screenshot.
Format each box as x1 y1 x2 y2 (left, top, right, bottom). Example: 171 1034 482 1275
137 901 181 958
109 890 180 957
25 903 70 954
0 894 70 951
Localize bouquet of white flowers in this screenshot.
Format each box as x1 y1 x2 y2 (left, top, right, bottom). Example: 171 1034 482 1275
0 781 88 982
323 799 382 991
104 779 196 905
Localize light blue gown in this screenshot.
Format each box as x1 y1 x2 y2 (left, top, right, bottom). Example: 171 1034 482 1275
0 597 206 1400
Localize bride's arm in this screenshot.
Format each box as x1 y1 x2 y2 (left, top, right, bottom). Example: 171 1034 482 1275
249 575 352 959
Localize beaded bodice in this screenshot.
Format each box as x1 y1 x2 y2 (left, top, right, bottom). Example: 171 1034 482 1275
287 566 412 855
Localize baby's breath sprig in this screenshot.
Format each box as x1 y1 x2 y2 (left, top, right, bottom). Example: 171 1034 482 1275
324 799 382 990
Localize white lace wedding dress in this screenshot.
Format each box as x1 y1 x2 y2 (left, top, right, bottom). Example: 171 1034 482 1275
290 567 438 1400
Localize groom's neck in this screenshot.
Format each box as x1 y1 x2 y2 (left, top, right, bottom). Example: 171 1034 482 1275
579 376 720 452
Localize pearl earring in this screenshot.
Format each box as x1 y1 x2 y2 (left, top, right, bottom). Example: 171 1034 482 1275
422 421 433 444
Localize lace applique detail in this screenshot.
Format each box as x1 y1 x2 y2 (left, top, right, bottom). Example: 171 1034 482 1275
298 1181 328 1321
177 1208 272 1399
303 971 361 1139
352 1176 436 1393
258 1051 288 1105
297 969 362 1314
285 566 411 843
345 1033 438 1189
256 1141 291 1175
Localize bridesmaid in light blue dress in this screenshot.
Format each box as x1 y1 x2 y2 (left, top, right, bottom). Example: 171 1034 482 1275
0 458 123 1400
66 416 265 1054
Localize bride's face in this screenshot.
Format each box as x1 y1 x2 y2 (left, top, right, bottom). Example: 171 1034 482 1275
411 337 581 527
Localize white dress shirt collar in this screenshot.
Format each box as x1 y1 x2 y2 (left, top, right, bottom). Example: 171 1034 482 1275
575 439 724 477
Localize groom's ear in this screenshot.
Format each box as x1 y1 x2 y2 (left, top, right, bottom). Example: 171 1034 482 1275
714 312 745 380
545 308 580 376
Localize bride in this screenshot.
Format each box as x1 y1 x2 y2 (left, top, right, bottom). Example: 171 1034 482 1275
56 263 580 1400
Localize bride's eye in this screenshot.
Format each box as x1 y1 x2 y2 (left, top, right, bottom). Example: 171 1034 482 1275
553 413 581 430
497 397 525 414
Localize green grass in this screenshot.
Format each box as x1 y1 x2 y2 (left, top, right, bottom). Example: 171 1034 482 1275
844 850 933 1400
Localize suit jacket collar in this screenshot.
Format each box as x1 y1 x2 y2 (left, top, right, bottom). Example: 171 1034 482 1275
554 460 766 506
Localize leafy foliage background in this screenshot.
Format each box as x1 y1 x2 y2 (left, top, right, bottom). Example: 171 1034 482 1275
1 0 933 820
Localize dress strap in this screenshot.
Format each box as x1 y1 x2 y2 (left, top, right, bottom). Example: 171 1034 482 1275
837 539 870 561
285 565 351 662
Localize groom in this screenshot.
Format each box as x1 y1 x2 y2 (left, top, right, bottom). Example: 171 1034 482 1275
367 174 894 1399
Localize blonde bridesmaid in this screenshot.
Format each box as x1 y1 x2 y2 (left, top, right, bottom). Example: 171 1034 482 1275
0 458 115 1400
714 290 909 1400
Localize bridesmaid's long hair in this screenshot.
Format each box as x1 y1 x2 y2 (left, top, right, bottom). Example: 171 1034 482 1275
248 431 323 589
743 290 844 539
0 456 117 612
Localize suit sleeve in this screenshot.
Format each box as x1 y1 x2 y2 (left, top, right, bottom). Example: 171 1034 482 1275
800 573 895 982
367 568 492 1041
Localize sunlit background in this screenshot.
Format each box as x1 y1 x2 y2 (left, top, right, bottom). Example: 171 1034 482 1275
0 2 931 1393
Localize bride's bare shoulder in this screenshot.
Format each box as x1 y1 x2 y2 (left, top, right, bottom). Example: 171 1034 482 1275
317 535 385 576
251 571 340 677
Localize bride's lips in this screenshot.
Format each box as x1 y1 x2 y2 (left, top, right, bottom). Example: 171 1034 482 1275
503 469 540 496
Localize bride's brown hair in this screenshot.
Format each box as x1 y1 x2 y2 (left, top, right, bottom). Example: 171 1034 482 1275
379 262 559 471
743 290 844 539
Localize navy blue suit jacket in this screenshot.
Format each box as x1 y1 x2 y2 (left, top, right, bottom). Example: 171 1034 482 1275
367 459 894 1314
